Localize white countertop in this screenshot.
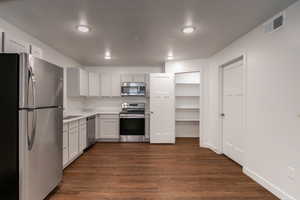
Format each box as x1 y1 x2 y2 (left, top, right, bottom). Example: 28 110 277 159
63 111 120 123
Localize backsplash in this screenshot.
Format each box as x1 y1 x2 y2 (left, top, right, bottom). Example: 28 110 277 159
67 96 149 114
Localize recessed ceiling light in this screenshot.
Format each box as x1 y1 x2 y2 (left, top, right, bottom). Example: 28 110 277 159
76 25 91 33
182 26 196 34
105 52 112 60
167 55 174 60
105 56 111 60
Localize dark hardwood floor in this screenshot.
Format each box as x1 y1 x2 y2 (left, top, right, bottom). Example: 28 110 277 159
48 138 278 200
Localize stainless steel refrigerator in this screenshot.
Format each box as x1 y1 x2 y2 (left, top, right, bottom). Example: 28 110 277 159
0 53 63 200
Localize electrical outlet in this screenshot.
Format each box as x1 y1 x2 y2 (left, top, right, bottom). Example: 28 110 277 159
287 166 296 181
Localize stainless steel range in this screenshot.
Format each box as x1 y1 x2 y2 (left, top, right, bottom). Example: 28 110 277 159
119 103 145 142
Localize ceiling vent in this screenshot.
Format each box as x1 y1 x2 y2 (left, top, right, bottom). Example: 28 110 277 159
264 12 285 33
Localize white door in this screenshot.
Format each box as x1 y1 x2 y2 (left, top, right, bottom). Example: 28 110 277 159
222 60 244 165
150 73 175 144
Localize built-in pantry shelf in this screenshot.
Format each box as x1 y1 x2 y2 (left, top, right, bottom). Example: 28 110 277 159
175 71 201 138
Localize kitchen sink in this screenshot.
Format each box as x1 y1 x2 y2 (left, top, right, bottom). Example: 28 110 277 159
63 115 82 120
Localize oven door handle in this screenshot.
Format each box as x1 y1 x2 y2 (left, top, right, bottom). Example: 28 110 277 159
120 115 145 119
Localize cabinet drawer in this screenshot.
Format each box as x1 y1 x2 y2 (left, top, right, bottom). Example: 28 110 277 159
98 114 119 119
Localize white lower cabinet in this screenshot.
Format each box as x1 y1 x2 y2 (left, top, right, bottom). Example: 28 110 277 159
97 115 119 139
63 118 87 169
63 124 69 167
68 122 79 161
79 119 87 152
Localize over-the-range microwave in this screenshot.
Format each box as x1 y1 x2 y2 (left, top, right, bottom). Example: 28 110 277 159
121 82 146 97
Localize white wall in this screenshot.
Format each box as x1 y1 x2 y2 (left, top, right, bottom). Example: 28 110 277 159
0 17 81 112
164 59 207 74
206 1 300 199
0 18 80 67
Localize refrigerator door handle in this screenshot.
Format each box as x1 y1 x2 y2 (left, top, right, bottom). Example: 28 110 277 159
27 66 37 151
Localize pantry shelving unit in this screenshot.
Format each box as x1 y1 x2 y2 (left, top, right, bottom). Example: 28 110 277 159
175 72 200 138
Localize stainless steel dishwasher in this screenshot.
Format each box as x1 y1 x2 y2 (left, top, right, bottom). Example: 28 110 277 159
87 115 96 148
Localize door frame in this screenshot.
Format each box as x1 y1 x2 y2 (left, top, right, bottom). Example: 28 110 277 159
174 71 202 140
218 54 247 162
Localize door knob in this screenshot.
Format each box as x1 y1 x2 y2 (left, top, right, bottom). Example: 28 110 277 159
150 111 154 114
220 113 225 117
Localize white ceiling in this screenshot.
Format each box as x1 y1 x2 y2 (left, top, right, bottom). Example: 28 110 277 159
0 0 296 66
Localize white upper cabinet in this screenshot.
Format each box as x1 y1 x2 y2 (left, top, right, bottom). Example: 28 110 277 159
121 74 133 82
67 68 89 97
100 73 112 97
111 73 121 97
121 73 145 83
99 73 121 97
30 44 43 59
88 72 100 97
133 74 146 82
3 33 30 53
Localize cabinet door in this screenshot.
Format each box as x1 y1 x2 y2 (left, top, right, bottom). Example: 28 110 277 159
121 74 133 82
3 34 30 53
63 124 69 166
89 73 100 96
100 73 112 97
79 70 89 96
111 73 121 97
79 124 87 151
68 127 79 160
133 74 145 82
145 74 150 97
99 118 119 139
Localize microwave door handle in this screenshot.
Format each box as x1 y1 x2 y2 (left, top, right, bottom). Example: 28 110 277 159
27 67 37 151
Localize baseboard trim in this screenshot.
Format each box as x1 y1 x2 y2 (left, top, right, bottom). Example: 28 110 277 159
243 167 296 200
203 143 222 154
97 138 120 142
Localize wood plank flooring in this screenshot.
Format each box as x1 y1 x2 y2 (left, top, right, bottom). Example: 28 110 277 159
48 138 278 200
